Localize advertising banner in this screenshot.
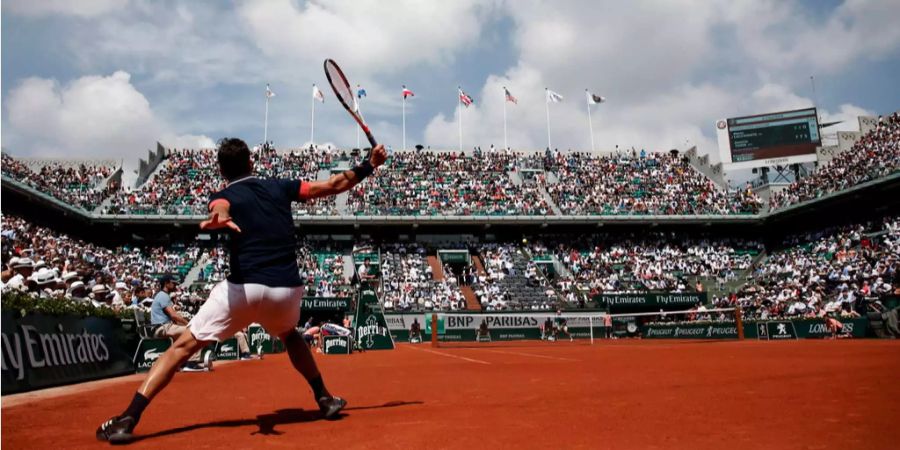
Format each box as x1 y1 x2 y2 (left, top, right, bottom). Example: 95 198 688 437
2 312 135 394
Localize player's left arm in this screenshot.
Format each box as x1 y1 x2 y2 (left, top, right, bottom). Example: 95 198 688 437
200 199 242 232
303 145 387 200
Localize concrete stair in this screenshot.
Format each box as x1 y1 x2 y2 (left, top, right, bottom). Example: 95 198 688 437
182 253 210 288
427 255 444 281
460 285 481 311
536 183 563 216
472 255 487 275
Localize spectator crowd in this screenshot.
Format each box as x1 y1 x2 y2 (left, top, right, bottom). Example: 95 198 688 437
348 150 552 216
733 217 899 320
2 154 117 211
769 112 900 210
542 150 762 215
1 215 200 316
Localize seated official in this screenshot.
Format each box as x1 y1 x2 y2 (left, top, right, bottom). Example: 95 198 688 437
409 318 422 342
150 275 208 371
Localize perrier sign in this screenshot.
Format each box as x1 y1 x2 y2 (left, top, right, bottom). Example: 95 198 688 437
352 290 394 350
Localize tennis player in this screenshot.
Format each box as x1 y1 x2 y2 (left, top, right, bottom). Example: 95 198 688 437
97 138 387 444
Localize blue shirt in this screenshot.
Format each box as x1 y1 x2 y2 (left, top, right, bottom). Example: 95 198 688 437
208 176 305 287
150 291 173 325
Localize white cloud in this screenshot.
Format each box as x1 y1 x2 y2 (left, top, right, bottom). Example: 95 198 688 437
724 0 900 74
236 0 499 76
3 71 213 162
2 0 892 162
424 0 882 163
3 0 127 17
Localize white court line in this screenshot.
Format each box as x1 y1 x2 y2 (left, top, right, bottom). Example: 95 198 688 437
406 346 491 365
483 349 578 362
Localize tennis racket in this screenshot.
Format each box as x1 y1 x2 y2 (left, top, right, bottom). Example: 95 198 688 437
324 59 377 153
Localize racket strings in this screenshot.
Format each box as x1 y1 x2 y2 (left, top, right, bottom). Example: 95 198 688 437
325 63 355 109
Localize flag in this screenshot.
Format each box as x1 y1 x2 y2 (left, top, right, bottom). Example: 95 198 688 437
402 85 415 99
357 85 367 98
265 84 275 99
312 84 325 103
458 87 473 107
504 87 517 104
587 91 606 105
546 89 563 103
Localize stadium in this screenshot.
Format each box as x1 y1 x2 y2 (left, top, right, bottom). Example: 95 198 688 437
2 2 899 449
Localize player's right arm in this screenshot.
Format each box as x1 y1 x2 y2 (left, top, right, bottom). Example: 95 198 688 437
302 145 387 200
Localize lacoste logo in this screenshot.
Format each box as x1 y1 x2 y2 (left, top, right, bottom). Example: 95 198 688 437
220 344 234 352
144 349 162 360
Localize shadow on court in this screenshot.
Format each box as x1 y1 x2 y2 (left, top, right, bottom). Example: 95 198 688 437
133 400 425 441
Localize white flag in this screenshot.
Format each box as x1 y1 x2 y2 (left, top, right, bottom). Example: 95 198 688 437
265 84 275 98
587 91 606 105
312 85 325 103
546 89 564 103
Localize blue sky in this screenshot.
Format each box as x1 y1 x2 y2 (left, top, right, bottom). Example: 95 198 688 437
3 0 899 179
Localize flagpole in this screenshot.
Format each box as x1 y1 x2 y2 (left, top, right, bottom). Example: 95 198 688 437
545 88 552 151
458 87 463 152
264 94 269 145
310 85 316 147
402 92 407 151
586 90 595 152
503 87 508 150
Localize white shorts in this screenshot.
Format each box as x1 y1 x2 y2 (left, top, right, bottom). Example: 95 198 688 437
189 281 304 342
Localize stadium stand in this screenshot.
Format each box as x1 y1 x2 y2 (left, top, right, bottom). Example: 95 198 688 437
379 243 467 311
1 154 119 211
2 208 897 321
1 215 199 311
346 150 553 216
527 234 761 306
473 243 557 311
541 150 763 215
769 112 900 211
735 216 899 320
104 147 341 216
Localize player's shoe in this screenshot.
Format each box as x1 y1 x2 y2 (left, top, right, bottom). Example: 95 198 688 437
96 415 137 444
181 361 208 372
317 396 347 420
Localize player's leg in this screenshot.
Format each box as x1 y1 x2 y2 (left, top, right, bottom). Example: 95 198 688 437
258 285 346 419
97 281 247 444
97 326 211 443
279 328 345 418
139 330 209 398
158 323 205 368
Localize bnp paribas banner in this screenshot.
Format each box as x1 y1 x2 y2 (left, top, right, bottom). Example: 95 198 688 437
594 293 707 311
426 313 605 342
385 314 426 342
1 312 135 394
353 290 394 350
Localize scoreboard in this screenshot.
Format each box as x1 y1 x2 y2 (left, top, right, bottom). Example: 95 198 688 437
716 107 820 166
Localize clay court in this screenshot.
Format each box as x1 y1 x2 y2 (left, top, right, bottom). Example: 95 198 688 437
3 339 899 449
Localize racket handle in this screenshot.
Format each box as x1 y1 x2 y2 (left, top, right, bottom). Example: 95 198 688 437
362 126 377 158
364 128 377 146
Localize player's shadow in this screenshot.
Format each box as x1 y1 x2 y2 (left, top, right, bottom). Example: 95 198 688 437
133 400 423 441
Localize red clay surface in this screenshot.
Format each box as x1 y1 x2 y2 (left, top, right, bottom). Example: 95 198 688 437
3 339 899 449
